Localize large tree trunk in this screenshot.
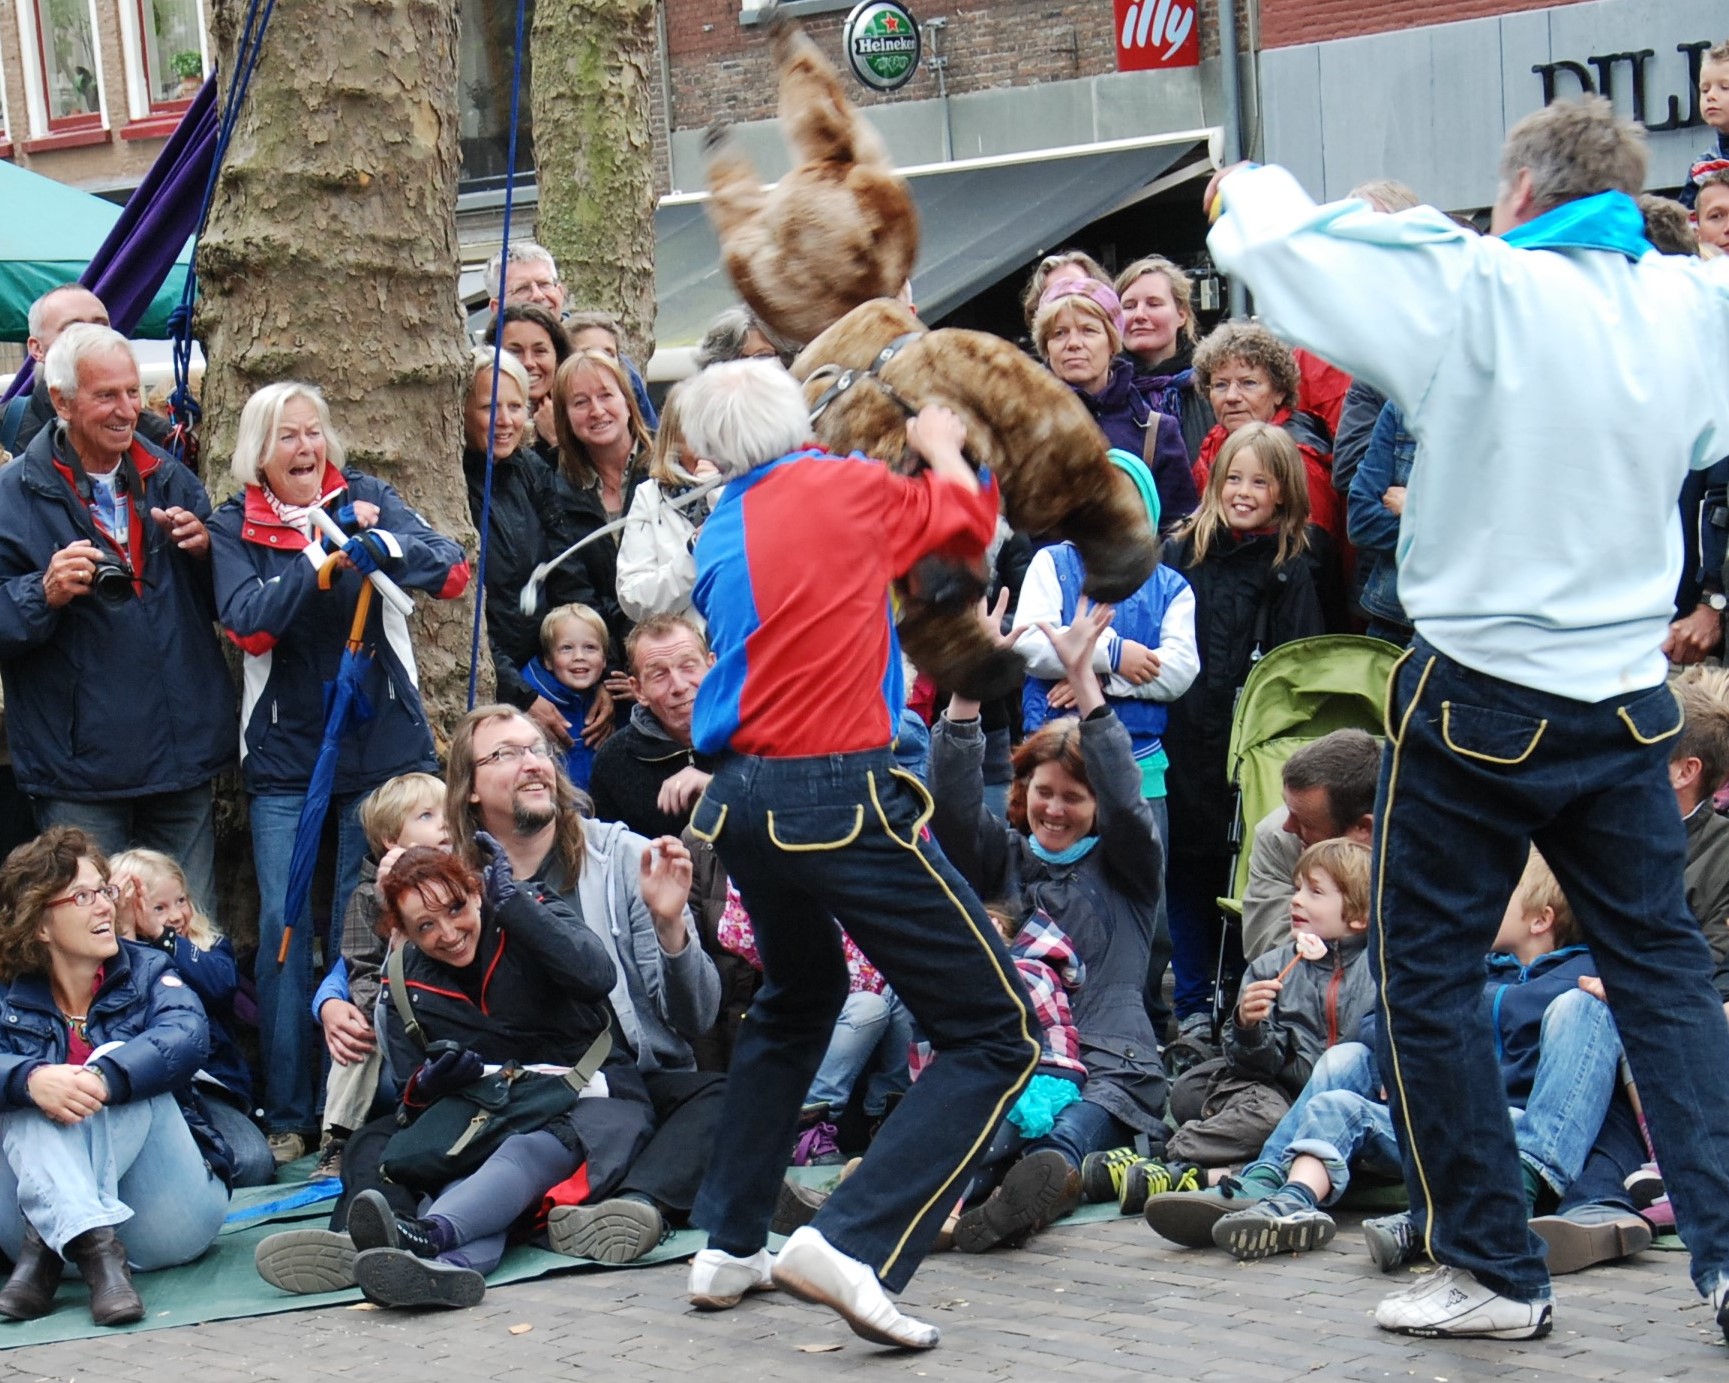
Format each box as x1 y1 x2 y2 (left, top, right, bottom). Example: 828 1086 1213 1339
198 0 478 938
530 0 659 362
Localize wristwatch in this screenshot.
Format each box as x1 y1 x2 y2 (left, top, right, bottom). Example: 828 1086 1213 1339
1707 592 1727 613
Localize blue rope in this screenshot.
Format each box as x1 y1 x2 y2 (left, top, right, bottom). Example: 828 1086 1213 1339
168 0 280 452
467 0 531 709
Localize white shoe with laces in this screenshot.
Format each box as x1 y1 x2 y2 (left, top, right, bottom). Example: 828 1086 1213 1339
687 1247 776 1310
771 1226 939 1350
1375 1265 1552 1339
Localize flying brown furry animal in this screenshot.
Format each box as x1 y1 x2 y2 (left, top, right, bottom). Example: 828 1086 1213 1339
793 299 1161 698
703 8 918 348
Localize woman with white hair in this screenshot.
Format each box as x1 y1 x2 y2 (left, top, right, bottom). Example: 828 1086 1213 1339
208 382 470 1164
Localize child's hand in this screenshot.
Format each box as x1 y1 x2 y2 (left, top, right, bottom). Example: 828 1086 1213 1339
581 685 616 748
1236 977 1282 1027
1116 639 1162 685
319 998 376 1067
1577 975 1607 1003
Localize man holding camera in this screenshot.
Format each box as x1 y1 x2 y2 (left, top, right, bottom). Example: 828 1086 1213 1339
0 324 234 910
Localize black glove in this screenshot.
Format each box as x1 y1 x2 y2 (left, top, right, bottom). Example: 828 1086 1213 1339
474 830 519 911
404 1039 484 1110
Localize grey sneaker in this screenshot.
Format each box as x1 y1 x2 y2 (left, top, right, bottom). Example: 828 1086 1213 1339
1211 1198 1337 1261
1363 1211 1422 1272
1375 1265 1553 1339
548 1198 665 1263
1143 1171 1279 1248
353 1248 485 1310
254 1229 356 1294
1530 1208 1652 1275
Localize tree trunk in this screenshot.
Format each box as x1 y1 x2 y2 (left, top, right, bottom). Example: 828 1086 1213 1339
530 0 659 363
198 0 478 939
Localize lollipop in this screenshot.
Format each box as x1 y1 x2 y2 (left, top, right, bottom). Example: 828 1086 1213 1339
1274 930 1329 983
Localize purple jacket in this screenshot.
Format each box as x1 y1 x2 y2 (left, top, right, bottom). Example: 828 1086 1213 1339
1067 358 1198 523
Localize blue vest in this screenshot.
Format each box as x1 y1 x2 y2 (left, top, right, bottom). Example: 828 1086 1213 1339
1022 545 1186 764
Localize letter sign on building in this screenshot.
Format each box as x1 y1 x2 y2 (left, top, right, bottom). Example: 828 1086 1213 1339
1114 0 1200 72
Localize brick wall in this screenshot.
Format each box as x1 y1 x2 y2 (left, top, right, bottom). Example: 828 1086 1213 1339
1258 0 1592 51
651 0 1239 192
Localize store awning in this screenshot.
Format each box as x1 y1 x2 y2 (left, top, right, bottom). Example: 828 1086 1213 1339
651 127 1217 353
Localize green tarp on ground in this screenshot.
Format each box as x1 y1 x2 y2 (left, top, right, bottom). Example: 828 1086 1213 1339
0 161 189 343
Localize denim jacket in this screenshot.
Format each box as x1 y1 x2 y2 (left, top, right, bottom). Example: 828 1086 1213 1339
1346 401 1416 626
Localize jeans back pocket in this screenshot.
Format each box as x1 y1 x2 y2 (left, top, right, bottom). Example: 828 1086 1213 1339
1440 701 1548 765
765 804 865 852
1617 684 1684 746
688 794 728 843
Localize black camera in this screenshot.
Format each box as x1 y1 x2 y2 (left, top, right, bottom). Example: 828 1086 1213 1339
90 556 135 606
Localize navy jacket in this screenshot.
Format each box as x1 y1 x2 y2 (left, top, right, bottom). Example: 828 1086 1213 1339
1483 944 1596 1105
1070 358 1199 523
0 940 234 1187
209 465 469 797
1347 400 1416 628
0 426 236 800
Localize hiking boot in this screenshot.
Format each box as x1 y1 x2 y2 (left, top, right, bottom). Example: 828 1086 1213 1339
63 1227 143 1327
548 1198 665 1263
255 1229 358 1293
310 1133 345 1183
772 1226 938 1350
772 1178 829 1236
0 1223 61 1321
1363 1211 1422 1273
1143 1167 1281 1248
1118 1158 1202 1216
793 1105 844 1167
1375 1265 1552 1340
1212 1196 1337 1261
1530 1207 1653 1275
353 1248 485 1311
348 1189 442 1259
953 1149 1082 1254
688 1247 776 1311
267 1131 308 1166
1080 1146 1139 1204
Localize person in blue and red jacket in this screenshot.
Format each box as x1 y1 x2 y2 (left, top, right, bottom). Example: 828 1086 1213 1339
677 360 1042 1351
208 381 469 1163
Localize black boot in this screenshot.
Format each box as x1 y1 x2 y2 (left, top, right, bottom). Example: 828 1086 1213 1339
0 1223 62 1321
347 1189 443 1259
62 1227 143 1326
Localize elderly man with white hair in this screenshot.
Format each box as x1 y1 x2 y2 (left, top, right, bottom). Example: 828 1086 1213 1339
0 323 234 910
676 360 1039 1351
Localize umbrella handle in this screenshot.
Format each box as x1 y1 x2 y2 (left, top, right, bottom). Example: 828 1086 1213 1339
276 925 293 966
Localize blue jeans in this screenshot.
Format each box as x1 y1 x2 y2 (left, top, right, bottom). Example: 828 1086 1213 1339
35 783 217 917
204 1088 277 1188
1246 1040 1385 1187
251 790 368 1134
970 1096 1128 1197
690 748 1041 1293
0 1094 228 1267
1373 640 1729 1301
1510 987 1621 1200
804 990 914 1117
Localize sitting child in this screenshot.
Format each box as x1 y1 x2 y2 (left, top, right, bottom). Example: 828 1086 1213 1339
110 847 276 1187
520 602 613 790
1162 839 1377 1171
1144 847 1626 1268
311 771 450 1180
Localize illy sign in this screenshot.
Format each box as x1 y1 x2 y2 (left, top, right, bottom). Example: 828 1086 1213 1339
1114 0 1200 72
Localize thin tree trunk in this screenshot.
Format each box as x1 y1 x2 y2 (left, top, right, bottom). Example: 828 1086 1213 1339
530 0 659 362
198 0 478 937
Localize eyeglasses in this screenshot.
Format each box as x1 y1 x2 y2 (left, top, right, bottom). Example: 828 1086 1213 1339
1208 375 1272 397
46 885 121 910
475 741 555 769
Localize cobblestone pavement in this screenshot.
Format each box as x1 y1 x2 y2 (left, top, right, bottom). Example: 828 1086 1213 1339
0 1211 1719 1381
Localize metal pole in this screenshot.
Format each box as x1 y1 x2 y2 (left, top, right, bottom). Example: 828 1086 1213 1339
1218 0 1248 316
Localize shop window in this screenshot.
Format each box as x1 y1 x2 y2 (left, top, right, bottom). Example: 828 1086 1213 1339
133 0 205 112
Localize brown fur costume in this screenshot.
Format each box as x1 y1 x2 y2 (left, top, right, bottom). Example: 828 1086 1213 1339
793 299 1161 698
703 10 918 348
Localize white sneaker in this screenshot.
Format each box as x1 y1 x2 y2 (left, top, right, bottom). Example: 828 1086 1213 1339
1709 1278 1729 1345
1375 1265 1553 1339
771 1226 940 1350
687 1247 776 1310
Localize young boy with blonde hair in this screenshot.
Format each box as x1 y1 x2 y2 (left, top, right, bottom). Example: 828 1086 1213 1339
519 602 613 790
310 772 450 1179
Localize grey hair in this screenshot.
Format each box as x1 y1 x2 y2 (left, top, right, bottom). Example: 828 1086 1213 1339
695 308 755 368
1348 179 1420 213
677 360 810 478
1497 96 1647 213
229 381 347 487
468 345 531 399
485 242 559 301
42 324 134 400
27 282 91 341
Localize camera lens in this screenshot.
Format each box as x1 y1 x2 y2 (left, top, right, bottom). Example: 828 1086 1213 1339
91 558 134 606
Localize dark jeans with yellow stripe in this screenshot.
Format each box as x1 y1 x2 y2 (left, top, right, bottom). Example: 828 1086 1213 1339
689 746 1041 1292
1373 639 1729 1302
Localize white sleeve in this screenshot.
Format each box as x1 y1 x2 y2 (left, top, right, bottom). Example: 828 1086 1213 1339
1015 546 1117 679
1103 581 1199 701
1207 165 1477 411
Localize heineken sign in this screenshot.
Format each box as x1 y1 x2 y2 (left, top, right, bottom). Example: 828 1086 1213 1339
844 1 921 92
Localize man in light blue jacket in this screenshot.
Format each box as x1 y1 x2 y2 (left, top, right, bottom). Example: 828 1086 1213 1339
1205 97 1729 1344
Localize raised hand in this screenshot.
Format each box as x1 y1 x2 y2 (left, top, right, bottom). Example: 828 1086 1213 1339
1036 597 1115 716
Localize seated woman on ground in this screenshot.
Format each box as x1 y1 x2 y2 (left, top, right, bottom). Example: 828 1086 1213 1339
109 847 275 1188
0 828 231 1328
296 843 657 1311
928 598 1170 1253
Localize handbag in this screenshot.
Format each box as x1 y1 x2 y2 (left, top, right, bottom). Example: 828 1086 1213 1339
378 944 612 1191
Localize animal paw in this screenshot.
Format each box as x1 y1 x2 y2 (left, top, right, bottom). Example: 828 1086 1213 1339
703 120 733 155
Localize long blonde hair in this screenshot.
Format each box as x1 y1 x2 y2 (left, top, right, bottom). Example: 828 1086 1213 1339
1178 421 1311 566
552 350 653 490
109 848 219 949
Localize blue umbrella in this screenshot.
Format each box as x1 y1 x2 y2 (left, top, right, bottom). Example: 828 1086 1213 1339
277 579 375 965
